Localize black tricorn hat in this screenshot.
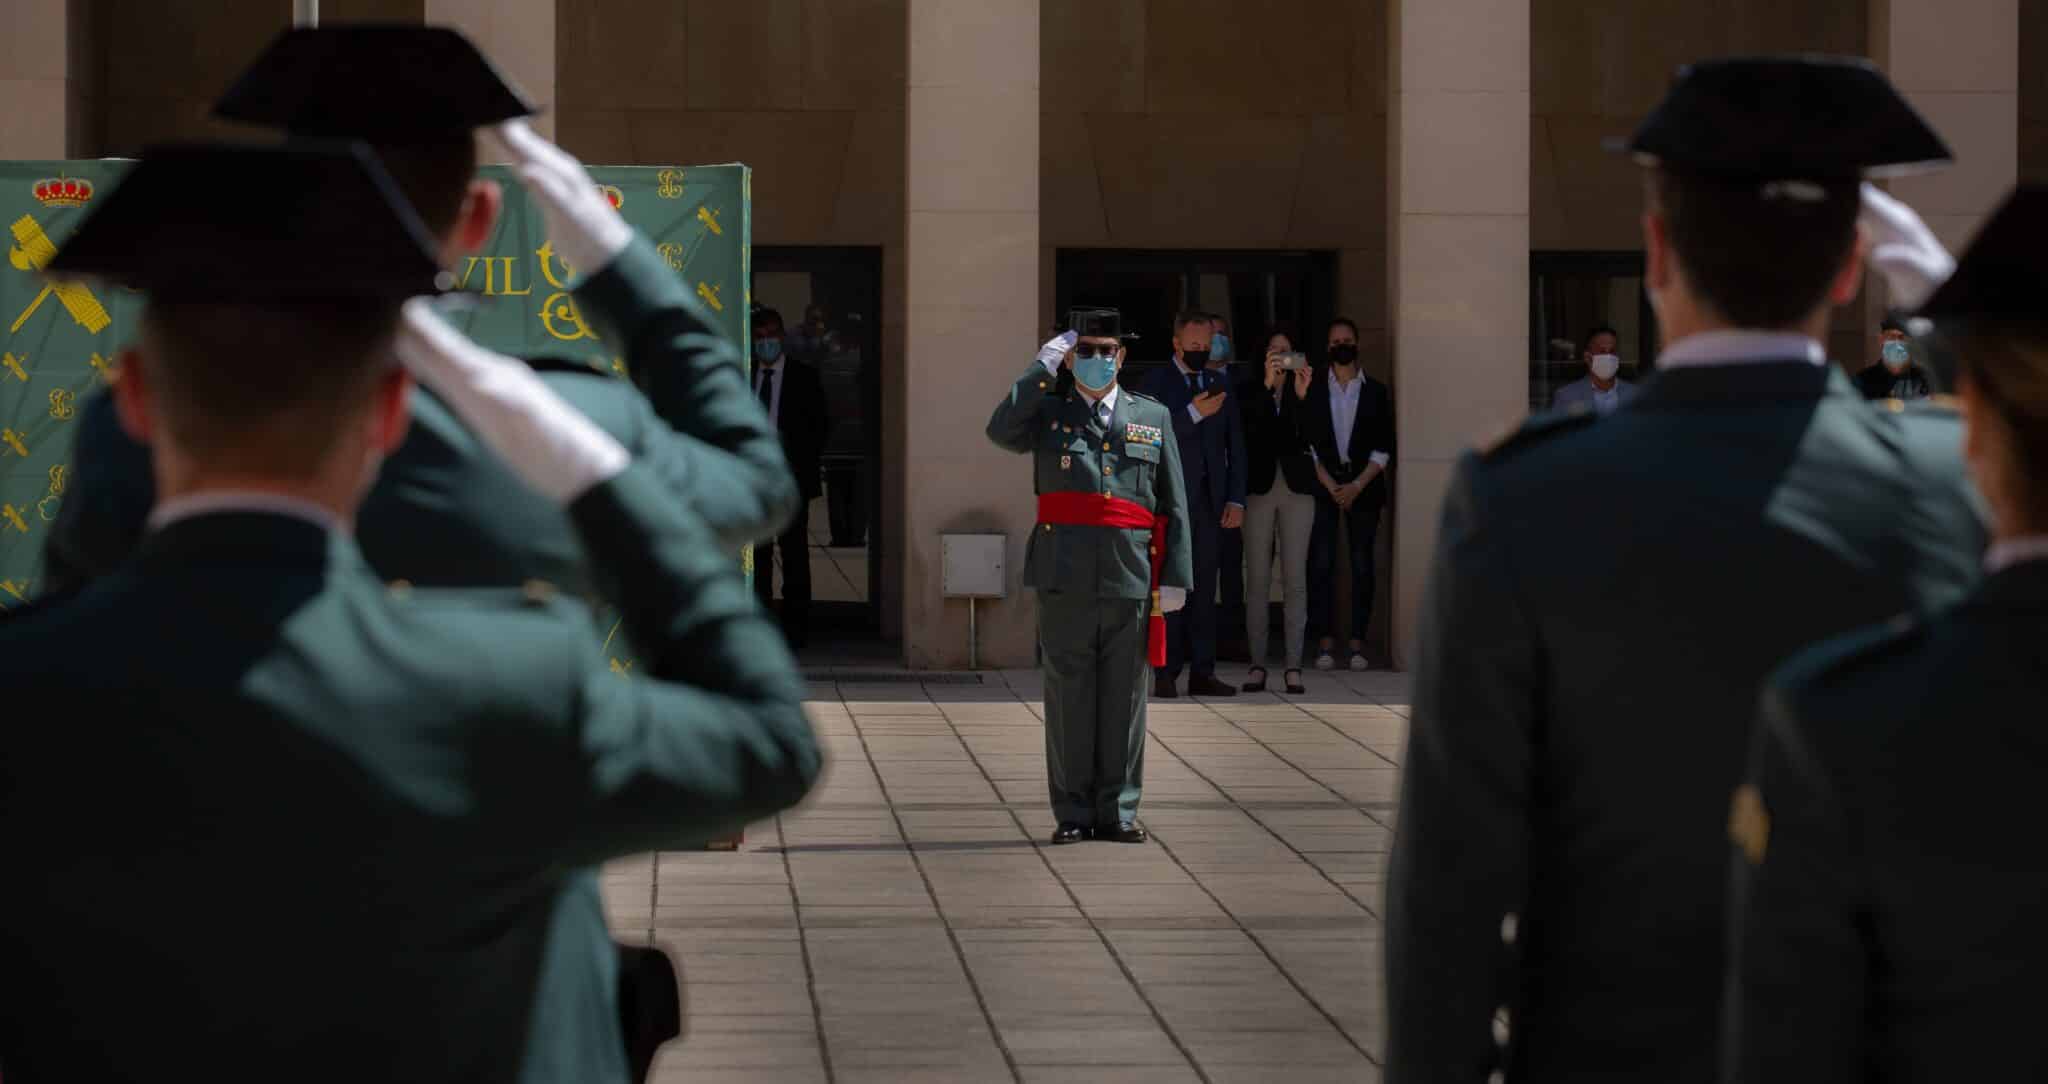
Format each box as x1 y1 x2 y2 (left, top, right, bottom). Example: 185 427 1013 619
1916 186 2048 330
214 24 537 143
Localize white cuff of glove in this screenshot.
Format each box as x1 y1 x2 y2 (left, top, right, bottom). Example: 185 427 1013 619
1158 586 1188 614
394 299 631 503
489 120 635 278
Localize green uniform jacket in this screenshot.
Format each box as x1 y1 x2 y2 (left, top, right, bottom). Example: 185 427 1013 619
39 235 797 597
0 464 820 1083
1729 558 2048 1083
1384 362 1986 1084
985 364 1194 598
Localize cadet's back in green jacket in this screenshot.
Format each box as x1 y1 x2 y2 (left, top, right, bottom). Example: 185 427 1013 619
39 236 796 600
0 465 820 1083
1732 558 2048 1083
1386 361 1988 1084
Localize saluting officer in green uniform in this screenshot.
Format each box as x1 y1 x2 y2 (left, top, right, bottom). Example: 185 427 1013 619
986 311 1193 846
1384 57 1989 1084
1727 186 2048 1083
43 26 797 605
0 142 818 1084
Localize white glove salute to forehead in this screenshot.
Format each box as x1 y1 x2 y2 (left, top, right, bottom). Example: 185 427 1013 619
1037 330 1079 374
1861 182 1956 312
486 119 635 277
394 298 630 504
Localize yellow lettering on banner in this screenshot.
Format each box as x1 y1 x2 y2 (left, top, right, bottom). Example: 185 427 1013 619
656 243 686 272
535 240 575 291
36 464 66 521
48 388 74 420
539 292 597 342
495 256 533 297
657 169 685 199
459 256 535 297
456 256 486 291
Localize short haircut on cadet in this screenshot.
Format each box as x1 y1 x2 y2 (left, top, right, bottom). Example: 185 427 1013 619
1174 310 1211 333
1649 170 1860 329
141 299 402 476
373 136 478 238
1327 317 1360 339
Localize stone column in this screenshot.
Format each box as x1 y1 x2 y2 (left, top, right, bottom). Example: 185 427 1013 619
902 0 1039 669
425 0 556 148
1386 0 1530 670
0 0 89 158
1872 0 2018 256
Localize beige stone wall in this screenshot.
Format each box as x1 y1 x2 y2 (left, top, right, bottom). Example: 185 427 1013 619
87 0 291 155
555 0 910 636
0 0 93 158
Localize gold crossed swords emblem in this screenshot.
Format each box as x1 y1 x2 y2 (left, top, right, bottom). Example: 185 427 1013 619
10 215 110 335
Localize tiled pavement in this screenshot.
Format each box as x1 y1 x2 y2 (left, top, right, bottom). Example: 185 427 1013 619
605 666 1409 1083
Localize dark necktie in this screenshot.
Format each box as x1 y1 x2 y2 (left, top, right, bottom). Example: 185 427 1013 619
1187 371 1201 397
758 367 775 412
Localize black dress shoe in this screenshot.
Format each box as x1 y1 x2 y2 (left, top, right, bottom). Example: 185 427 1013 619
1188 674 1237 697
1152 675 1179 699
1098 822 1147 844
1050 823 1089 845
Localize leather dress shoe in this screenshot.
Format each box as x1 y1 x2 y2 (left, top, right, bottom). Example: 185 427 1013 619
1152 675 1179 699
1188 674 1237 697
1097 822 1147 844
1050 823 1089 845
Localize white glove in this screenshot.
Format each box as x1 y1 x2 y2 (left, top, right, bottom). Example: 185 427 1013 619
1860 182 1955 312
394 299 631 503
1158 586 1187 614
1036 331 1078 375
487 119 635 277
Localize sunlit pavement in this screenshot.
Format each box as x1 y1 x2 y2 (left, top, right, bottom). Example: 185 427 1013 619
607 666 1407 1083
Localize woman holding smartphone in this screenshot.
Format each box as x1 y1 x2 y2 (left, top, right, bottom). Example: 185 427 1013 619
1236 329 1318 694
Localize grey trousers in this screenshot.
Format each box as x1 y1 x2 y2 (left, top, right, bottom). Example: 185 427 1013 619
1242 486 1316 670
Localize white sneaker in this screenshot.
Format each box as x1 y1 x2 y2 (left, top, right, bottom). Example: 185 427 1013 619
1349 653 1371 672
1314 652 1336 671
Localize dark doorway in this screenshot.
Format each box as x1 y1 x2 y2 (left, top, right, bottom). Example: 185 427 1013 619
1529 250 1658 411
752 246 885 644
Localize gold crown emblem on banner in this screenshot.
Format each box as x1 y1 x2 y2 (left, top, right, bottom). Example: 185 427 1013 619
33 178 94 207
597 184 624 212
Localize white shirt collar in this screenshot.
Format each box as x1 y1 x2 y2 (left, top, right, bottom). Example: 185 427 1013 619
1985 536 2048 574
1657 330 1827 371
148 491 341 534
1328 367 1362 394
1081 384 1121 415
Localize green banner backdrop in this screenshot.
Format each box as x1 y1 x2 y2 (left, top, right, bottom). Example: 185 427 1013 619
0 161 753 651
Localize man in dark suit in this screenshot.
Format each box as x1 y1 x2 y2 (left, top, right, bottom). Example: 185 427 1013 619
1384 57 1987 1084
0 142 819 1084
1139 311 1246 698
750 307 829 648
1302 317 1395 672
1855 316 1936 401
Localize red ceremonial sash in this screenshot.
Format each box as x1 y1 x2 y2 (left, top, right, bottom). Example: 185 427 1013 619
1036 492 1169 667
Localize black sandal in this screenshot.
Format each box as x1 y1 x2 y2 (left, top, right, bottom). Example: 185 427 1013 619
1284 669 1306 695
1241 667 1268 693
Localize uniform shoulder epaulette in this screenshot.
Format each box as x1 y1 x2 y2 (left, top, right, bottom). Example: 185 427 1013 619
525 355 606 377
1776 612 1928 696
1477 404 1599 461
1122 388 1163 408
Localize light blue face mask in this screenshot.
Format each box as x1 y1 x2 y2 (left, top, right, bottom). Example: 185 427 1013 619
754 338 784 363
1882 340 1911 368
1074 353 1119 391
1209 333 1231 362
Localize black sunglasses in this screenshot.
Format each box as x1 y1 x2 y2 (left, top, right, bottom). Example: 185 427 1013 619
1073 343 1118 360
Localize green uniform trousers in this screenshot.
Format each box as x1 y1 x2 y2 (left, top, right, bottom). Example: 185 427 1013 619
1037 590 1149 828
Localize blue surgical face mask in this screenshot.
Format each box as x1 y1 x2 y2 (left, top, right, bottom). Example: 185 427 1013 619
1209 333 1231 362
1074 353 1119 391
754 337 784 363
1882 340 1910 369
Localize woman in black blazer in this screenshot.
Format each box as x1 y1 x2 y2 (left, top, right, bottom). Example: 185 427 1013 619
1235 329 1319 694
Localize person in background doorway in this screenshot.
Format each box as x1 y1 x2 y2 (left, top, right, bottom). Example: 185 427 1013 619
1858 316 1934 401
1140 312 1247 698
1305 317 1394 672
1551 325 1641 414
1237 328 1318 695
752 307 829 648
789 303 837 361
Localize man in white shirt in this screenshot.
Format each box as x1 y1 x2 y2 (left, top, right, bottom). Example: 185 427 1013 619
1385 56 1987 1084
